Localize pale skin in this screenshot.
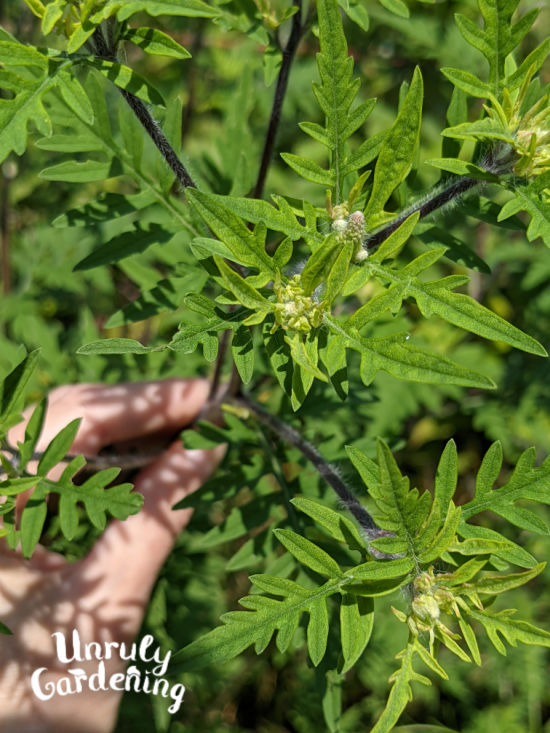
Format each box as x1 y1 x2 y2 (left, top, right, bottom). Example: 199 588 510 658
0 379 224 733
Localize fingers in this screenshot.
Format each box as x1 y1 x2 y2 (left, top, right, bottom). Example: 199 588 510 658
76 378 211 450
1 378 223 645
5 378 211 525
0 539 66 571
8 378 210 456
76 440 225 620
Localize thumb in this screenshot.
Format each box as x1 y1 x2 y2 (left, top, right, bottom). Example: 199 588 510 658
74 440 225 625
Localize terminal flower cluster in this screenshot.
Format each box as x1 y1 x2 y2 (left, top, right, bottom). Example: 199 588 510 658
511 95 550 178
273 274 324 333
392 567 466 651
485 77 550 179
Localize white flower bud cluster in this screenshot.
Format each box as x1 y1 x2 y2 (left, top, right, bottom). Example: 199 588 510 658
274 275 324 333
331 210 367 262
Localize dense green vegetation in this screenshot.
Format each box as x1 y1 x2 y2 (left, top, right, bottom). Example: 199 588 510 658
1 0 550 730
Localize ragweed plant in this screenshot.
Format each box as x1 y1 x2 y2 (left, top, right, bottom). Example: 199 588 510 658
174 437 550 731
1 0 550 729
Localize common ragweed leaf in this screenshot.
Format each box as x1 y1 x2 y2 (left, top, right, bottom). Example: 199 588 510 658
283 0 377 202
498 174 550 248
187 189 277 281
460 442 550 535
1 405 142 557
173 516 413 674
465 607 550 655
346 440 461 563
172 575 342 672
354 255 546 355
326 317 496 389
364 67 423 227
454 0 536 95
199 193 315 244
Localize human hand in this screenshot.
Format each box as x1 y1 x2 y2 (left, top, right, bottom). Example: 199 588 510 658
0 379 224 733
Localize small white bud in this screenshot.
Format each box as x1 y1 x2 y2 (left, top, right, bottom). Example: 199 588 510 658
332 218 348 233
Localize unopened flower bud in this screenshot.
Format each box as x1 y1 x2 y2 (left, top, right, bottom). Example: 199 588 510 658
332 218 348 233
412 593 440 624
273 275 324 333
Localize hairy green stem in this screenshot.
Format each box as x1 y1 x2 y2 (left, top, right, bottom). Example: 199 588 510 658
119 90 197 189
365 176 479 251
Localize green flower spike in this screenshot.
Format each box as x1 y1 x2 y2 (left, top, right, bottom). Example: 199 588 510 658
489 68 550 179
273 274 324 334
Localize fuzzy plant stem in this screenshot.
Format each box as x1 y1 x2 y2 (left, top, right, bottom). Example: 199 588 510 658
365 176 479 251
253 2 303 199
119 90 197 188
91 27 196 189
234 394 382 537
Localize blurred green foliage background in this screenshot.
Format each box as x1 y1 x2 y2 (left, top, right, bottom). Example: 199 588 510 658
1 0 550 730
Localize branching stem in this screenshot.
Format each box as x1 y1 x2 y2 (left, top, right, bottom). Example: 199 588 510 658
233 394 383 538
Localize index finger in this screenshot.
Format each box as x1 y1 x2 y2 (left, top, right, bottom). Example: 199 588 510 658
8 378 210 456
